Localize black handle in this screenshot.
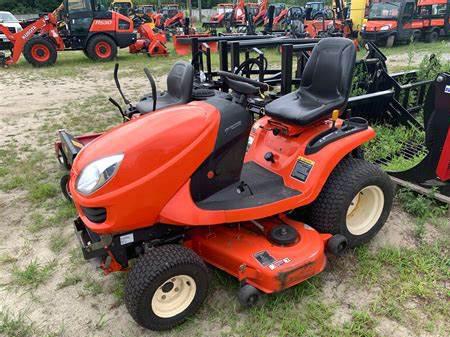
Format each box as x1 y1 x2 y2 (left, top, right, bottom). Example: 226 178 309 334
218 71 270 92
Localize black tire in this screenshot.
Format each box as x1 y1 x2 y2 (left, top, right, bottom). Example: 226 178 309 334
326 234 348 256
238 284 261 308
385 35 395 48
125 245 209 331
308 158 394 247
60 175 72 202
425 30 439 43
85 34 117 62
23 37 57 67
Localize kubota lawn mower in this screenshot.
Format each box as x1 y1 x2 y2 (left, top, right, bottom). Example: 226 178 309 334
0 0 136 67
56 38 394 330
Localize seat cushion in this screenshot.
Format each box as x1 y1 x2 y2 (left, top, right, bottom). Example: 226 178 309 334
135 93 181 114
266 38 356 126
265 90 345 126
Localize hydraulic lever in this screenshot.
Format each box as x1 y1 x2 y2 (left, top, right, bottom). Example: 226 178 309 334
144 68 158 112
114 63 132 107
109 97 129 122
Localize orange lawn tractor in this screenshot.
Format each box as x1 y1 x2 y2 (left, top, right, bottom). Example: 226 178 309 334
55 38 394 331
161 4 185 29
0 0 136 67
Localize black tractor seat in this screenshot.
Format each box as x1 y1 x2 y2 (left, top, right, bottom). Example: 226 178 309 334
136 61 194 114
265 38 356 126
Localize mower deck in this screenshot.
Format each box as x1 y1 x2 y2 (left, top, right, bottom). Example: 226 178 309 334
186 216 330 293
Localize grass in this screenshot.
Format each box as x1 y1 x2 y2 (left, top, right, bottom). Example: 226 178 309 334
0 36 448 337
11 260 57 289
57 273 83 290
0 310 63 337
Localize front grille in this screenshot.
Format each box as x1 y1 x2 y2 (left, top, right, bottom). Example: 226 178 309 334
82 207 107 224
7 27 16 33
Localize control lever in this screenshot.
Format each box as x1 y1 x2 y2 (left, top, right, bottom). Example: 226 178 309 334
331 109 340 130
109 97 129 122
143 68 157 112
113 63 131 107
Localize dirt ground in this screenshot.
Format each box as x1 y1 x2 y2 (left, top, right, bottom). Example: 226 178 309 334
0 48 449 337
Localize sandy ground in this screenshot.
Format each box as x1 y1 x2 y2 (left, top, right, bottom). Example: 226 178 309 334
0 56 448 337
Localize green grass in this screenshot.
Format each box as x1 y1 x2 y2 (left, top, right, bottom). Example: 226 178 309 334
0 310 63 337
57 274 83 289
11 260 57 289
0 35 448 337
0 311 35 337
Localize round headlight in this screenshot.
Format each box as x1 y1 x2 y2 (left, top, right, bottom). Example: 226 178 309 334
380 25 391 31
76 154 124 195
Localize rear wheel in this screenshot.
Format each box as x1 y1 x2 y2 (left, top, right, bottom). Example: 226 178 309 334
85 35 117 62
308 158 394 247
125 245 209 331
425 30 439 43
23 37 57 67
385 35 395 48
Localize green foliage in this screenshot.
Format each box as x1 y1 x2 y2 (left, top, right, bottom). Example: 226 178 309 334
0 0 61 14
11 260 57 289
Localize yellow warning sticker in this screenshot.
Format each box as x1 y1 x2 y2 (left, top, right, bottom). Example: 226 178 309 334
297 156 315 166
71 140 83 148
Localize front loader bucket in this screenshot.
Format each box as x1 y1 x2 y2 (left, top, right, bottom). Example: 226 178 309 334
173 34 217 56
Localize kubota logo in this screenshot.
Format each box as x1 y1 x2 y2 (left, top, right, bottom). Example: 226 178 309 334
22 26 37 40
94 20 113 25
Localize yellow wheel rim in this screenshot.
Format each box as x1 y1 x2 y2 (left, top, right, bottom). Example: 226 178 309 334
151 275 196 318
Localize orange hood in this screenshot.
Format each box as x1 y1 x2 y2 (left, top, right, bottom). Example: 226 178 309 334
364 20 397 31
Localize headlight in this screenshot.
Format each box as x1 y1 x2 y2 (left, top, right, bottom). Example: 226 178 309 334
362 24 366 31
380 25 391 31
76 154 124 195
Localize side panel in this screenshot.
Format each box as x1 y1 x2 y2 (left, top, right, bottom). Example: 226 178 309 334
160 116 375 225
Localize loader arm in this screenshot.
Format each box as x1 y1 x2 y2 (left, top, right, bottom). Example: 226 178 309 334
0 13 61 66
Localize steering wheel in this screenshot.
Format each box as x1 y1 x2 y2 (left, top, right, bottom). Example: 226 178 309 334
218 71 270 96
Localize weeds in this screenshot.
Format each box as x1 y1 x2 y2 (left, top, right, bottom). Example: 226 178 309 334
0 311 34 337
57 274 82 289
11 260 57 289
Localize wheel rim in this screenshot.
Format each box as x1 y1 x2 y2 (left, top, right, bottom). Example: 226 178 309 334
95 41 112 59
151 275 196 318
31 44 50 62
346 185 384 235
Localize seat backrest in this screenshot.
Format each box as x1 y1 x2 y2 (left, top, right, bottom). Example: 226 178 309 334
299 38 356 103
167 61 194 103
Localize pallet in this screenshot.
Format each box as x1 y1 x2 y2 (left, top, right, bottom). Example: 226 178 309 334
390 176 450 217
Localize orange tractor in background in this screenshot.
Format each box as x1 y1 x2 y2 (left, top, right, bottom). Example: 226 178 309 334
161 3 185 29
0 0 136 67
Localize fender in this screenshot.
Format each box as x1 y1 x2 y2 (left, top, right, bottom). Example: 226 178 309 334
160 116 375 226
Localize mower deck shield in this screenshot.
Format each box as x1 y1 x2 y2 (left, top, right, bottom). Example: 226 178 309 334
186 216 330 293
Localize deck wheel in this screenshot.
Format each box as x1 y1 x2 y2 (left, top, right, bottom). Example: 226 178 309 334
238 284 261 308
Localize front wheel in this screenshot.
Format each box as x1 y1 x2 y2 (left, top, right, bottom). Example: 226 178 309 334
308 158 394 247
125 245 209 331
23 37 57 67
385 35 395 48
